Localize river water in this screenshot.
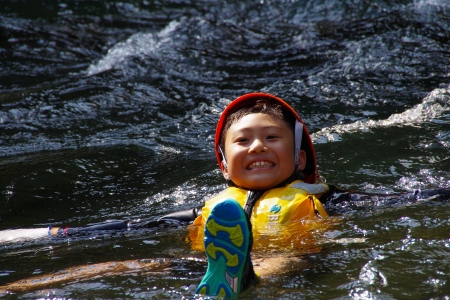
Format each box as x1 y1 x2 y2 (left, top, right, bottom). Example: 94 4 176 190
1 0 449 298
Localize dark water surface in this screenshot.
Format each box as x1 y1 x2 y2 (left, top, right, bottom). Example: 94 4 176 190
1 0 449 298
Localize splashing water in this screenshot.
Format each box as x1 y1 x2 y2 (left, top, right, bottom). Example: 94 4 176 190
312 86 450 144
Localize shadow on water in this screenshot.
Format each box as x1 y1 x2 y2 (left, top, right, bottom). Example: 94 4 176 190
1 0 450 298
0 145 218 229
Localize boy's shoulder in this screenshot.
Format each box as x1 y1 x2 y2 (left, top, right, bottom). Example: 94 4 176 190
289 181 329 194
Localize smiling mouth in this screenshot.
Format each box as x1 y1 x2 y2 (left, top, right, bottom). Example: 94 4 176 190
246 161 274 170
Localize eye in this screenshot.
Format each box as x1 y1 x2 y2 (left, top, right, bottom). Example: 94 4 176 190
236 137 249 143
267 135 278 140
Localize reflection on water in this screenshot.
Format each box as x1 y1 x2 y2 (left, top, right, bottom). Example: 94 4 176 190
1 0 450 298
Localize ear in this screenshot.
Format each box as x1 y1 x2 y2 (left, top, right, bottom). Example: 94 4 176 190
221 161 230 180
298 150 307 171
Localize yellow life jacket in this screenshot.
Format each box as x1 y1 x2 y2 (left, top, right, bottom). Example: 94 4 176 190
188 180 330 252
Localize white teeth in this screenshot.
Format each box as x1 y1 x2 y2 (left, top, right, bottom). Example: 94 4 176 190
248 161 273 169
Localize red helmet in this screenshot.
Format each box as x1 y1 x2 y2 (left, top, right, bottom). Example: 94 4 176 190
215 92 319 184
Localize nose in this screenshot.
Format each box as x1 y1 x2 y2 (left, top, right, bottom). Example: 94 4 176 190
248 138 267 153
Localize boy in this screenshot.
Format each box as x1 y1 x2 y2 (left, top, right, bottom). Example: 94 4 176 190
188 92 337 297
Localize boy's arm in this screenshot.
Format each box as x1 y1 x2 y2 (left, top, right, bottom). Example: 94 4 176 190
319 185 450 206
157 207 202 223
49 207 203 237
414 188 450 200
318 185 352 205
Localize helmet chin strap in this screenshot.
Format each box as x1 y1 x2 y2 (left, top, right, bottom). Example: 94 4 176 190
294 120 303 170
219 146 228 170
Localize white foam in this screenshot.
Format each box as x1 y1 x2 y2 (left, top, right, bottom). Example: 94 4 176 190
86 20 180 76
414 0 450 10
312 86 450 144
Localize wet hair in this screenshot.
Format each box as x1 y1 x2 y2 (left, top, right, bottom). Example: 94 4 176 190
219 99 296 153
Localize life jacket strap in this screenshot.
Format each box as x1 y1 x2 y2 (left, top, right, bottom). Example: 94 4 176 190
243 190 265 219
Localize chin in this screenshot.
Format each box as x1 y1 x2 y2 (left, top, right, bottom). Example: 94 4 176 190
243 181 280 190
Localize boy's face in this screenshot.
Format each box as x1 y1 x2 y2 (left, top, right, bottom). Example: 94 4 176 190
222 113 304 190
